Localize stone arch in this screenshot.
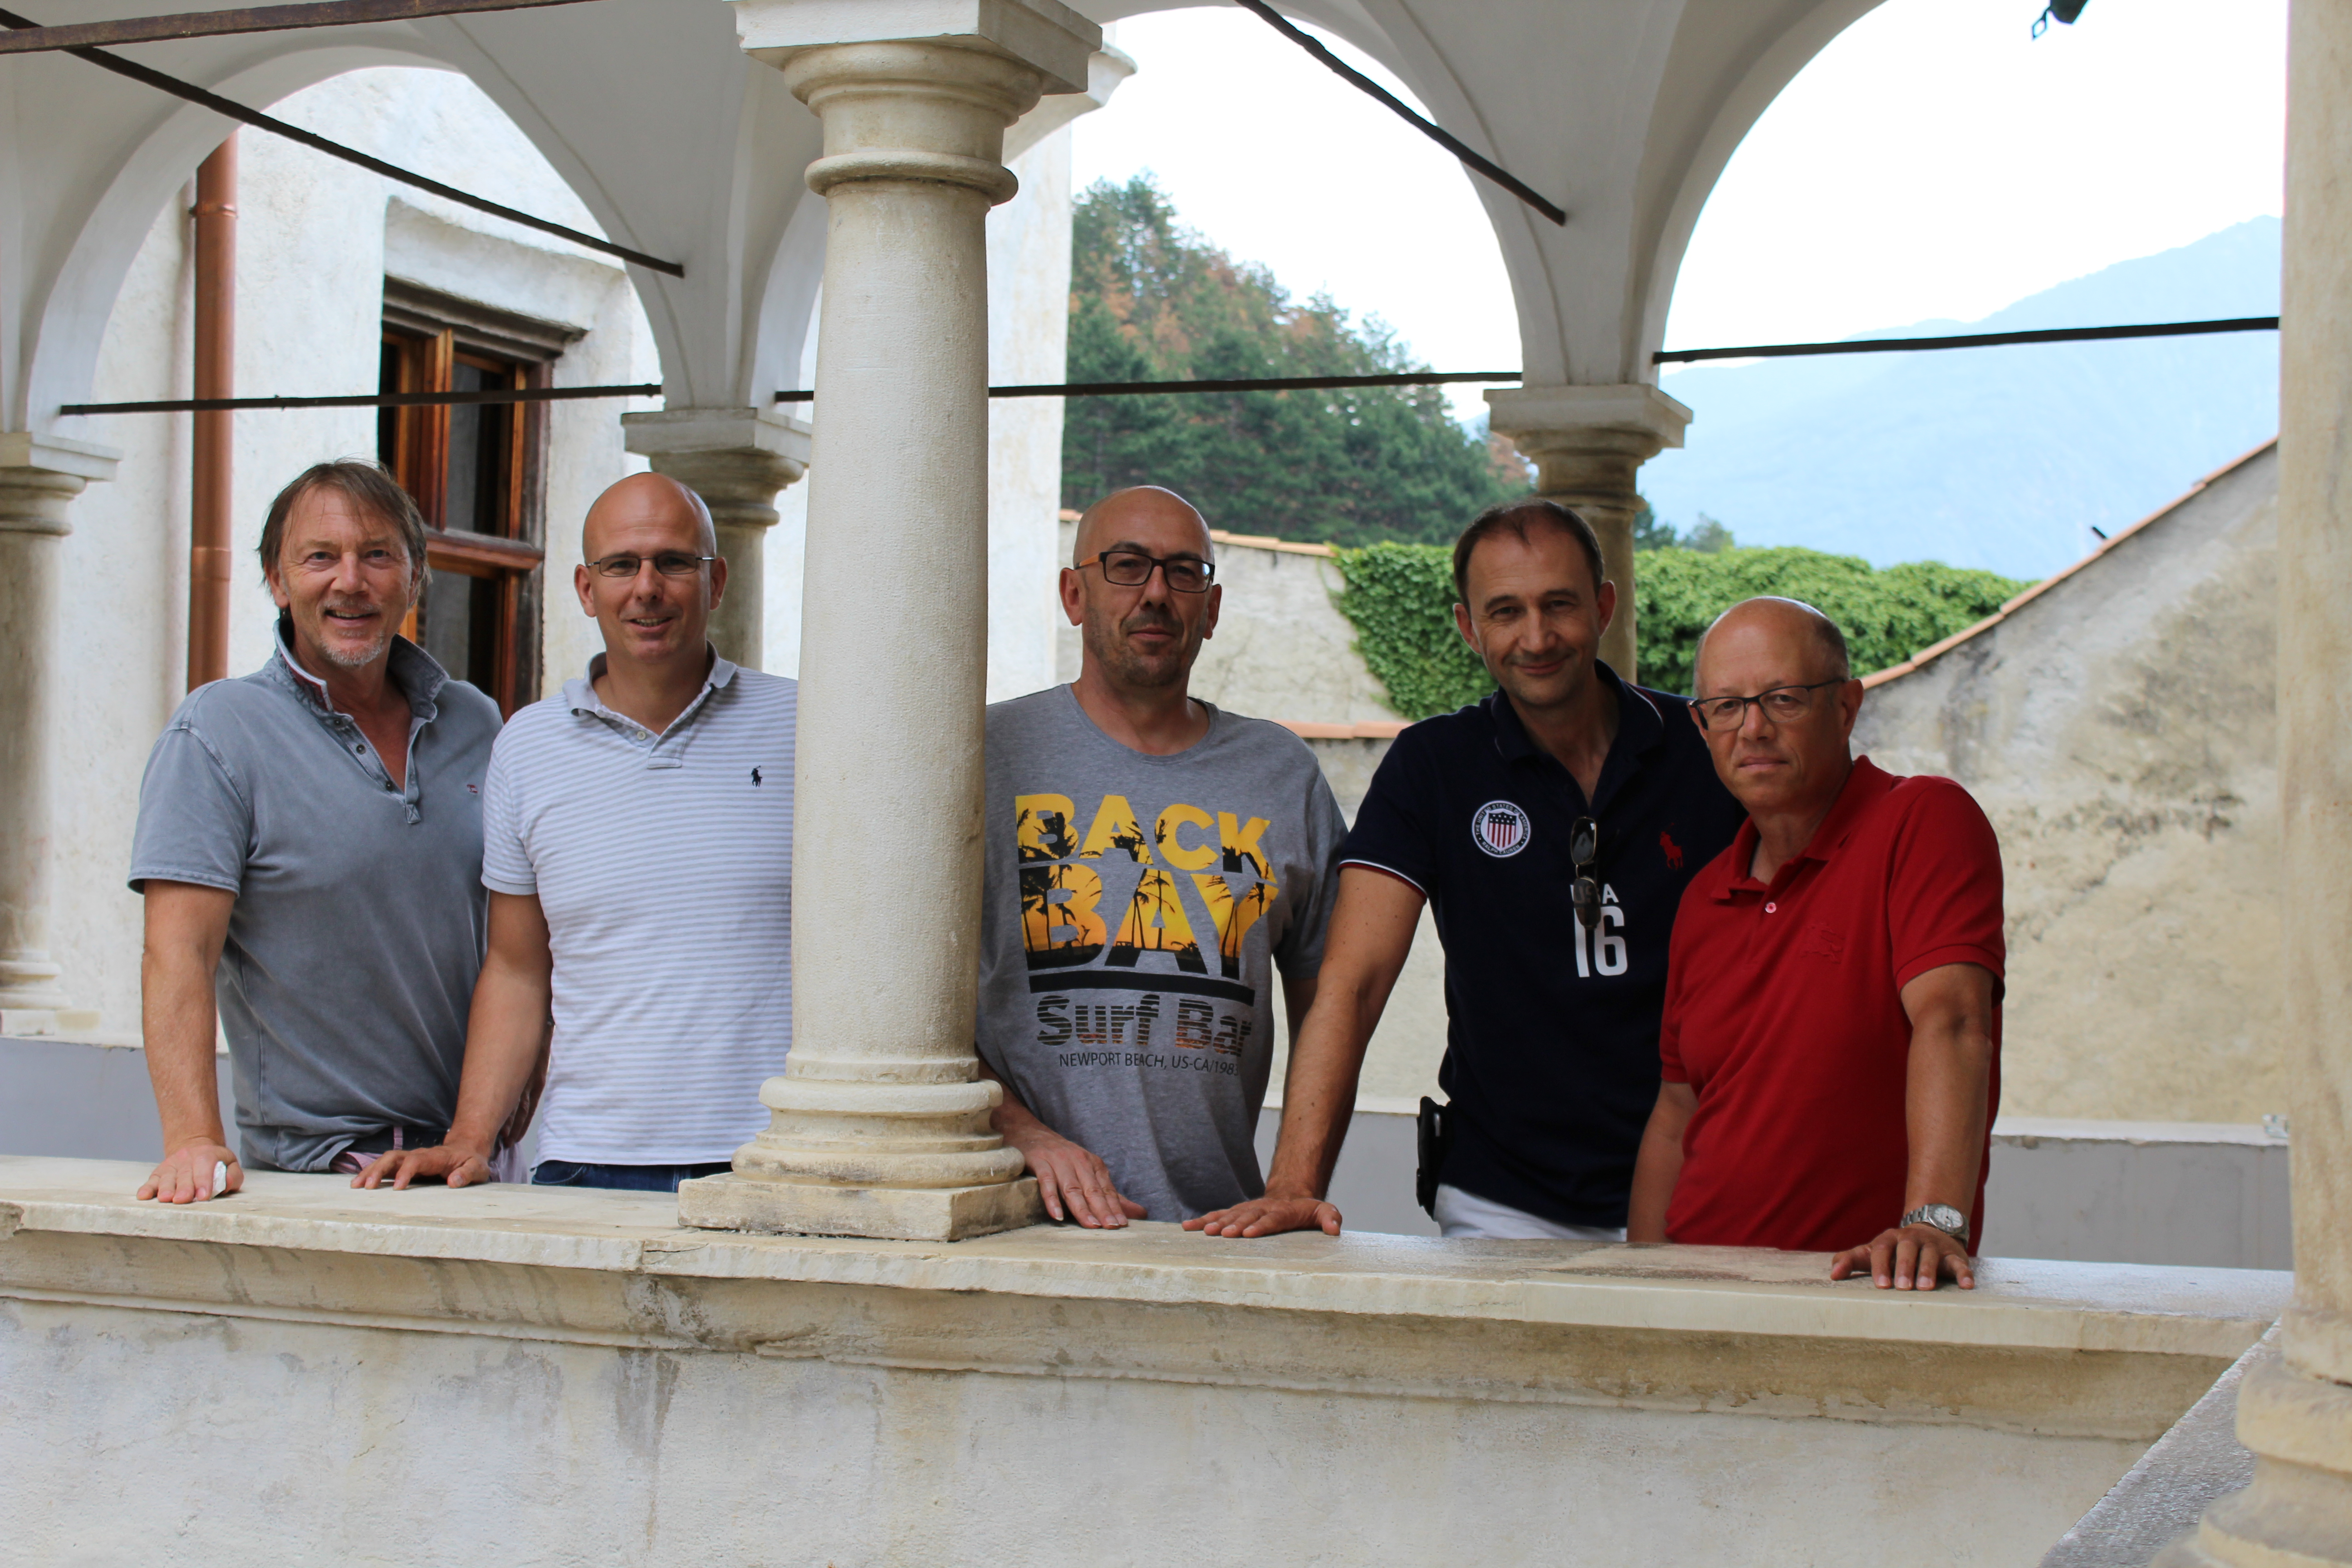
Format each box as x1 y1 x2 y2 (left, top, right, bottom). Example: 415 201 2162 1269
1072 0 1888 385
19 26 792 430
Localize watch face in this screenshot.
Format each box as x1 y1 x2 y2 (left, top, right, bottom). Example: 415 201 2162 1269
1925 1204 1964 1228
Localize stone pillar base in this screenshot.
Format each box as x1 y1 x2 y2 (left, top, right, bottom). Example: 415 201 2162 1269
2153 1349 2352 1567
676 1171 1045 1242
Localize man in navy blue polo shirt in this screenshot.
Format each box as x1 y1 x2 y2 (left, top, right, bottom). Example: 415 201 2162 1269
1186 499 1743 1240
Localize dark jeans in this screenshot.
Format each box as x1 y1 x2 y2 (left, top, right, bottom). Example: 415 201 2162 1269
531 1159 730 1193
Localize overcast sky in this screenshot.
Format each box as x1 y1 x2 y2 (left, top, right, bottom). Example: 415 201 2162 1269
1069 0 2288 417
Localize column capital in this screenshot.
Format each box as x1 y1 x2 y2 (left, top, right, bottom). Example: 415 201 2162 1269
731 0 1102 95
621 406 812 470
1484 383 1691 452
0 431 121 483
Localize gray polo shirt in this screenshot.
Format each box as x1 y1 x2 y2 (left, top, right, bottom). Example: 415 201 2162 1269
128 620 503 1172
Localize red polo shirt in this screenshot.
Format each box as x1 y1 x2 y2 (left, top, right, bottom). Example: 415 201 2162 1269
1658 757 2004 1253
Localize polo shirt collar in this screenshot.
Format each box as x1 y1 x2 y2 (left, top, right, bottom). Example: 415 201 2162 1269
267 615 449 722
1488 659 1665 813
565 645 736 728
1490 658 1656 755
1710 755 1896 900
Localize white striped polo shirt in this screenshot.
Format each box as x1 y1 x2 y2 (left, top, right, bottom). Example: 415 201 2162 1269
481 652 794 1164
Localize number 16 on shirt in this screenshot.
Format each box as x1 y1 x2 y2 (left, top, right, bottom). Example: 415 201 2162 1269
1575 888 1628 978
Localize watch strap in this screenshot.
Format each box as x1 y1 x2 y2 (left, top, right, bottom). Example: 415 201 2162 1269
1902 1204 1971 1247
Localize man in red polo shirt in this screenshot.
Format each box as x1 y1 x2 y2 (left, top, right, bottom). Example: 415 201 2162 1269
1627 596 2003 1291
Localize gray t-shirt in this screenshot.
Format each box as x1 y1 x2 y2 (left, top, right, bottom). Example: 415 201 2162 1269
977 686 1348 1220
127 624 502 1172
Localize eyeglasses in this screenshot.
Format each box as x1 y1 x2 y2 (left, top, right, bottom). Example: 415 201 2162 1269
1083 549 1215 593
1690 679 1847 731
1571 816 1601 931
589 550 716 579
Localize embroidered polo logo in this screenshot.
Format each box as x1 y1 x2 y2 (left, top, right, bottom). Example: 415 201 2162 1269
1471 801 1531 858
1801 924 1846 964
750 767 763 787
1659 830 1684 869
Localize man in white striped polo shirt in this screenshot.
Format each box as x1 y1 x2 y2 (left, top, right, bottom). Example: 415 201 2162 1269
363 472 794 1193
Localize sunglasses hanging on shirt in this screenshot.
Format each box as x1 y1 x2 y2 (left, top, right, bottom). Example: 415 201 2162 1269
1571 815 1602 931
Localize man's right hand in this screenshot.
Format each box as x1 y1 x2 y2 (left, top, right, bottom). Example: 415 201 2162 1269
138 1140 241 1203
1003 1126 1147 1228
353 1142 494 1190
1183 1194 1341 1238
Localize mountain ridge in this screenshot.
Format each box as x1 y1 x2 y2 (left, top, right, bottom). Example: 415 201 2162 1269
1638 218 2281 579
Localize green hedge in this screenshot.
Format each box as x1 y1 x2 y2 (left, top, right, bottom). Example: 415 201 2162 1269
1333 542 2032 717
1637 547 2030 696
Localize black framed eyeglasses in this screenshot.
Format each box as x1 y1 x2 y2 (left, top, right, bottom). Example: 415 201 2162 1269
589 550 716 579
1690 678 1847 731
1084 549 1215 593
1570 815 1602 931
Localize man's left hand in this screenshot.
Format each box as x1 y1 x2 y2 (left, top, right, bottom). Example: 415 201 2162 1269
1831 1222 1974 1290
1183 1194 1341 1238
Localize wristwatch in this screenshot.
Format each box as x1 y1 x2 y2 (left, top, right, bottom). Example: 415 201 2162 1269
1902 1203 1970 1247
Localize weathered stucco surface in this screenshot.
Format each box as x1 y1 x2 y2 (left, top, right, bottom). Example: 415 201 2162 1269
0 1157 2289 1567
1855 445 2282 1122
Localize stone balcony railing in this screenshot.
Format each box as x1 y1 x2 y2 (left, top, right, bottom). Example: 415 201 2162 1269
0 1154 2287 1566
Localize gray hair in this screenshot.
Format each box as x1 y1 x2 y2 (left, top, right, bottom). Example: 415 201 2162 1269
259 460 428 583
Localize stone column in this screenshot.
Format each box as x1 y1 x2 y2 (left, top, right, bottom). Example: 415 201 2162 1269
1485 385 1691 686
2167 4 2352 1563
621 407 811 669
0 434 119 1030
677 0 1098 1241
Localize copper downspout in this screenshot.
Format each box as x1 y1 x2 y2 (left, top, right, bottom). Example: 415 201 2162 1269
186 132 235 690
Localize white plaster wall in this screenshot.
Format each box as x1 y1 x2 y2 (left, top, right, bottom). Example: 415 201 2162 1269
1191 545 1399 725
1 1297 2146 1568
1855 448 2283 1123
48 186 196 1044
985 133 1074 703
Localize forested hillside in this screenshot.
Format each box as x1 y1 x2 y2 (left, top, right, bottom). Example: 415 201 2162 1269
1061 176 1524 546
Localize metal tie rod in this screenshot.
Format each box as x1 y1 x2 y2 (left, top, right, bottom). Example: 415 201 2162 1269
774 369 1524 403
63 318 2281 415
0 2 682 277
1231 0 1566 227
61 382 662 415
0 0 600 54
1654 315 2278 364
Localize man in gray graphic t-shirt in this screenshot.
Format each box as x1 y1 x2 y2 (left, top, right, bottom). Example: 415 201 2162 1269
976 486 1346 1225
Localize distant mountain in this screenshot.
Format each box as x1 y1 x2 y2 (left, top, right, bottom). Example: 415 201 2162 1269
1637 219 2281 580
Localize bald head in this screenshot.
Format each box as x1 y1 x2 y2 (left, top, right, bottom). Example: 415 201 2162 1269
583 471 716 561
1695 597 1850 692
1072 485 1211 568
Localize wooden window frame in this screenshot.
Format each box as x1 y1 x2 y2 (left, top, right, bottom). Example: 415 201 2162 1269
379 281 581 714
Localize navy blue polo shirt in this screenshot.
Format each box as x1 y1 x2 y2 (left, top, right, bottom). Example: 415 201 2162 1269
1339 663 1745 1227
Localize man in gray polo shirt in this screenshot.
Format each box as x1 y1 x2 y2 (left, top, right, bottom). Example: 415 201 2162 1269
363 472 795 1194
129 461 505 1200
